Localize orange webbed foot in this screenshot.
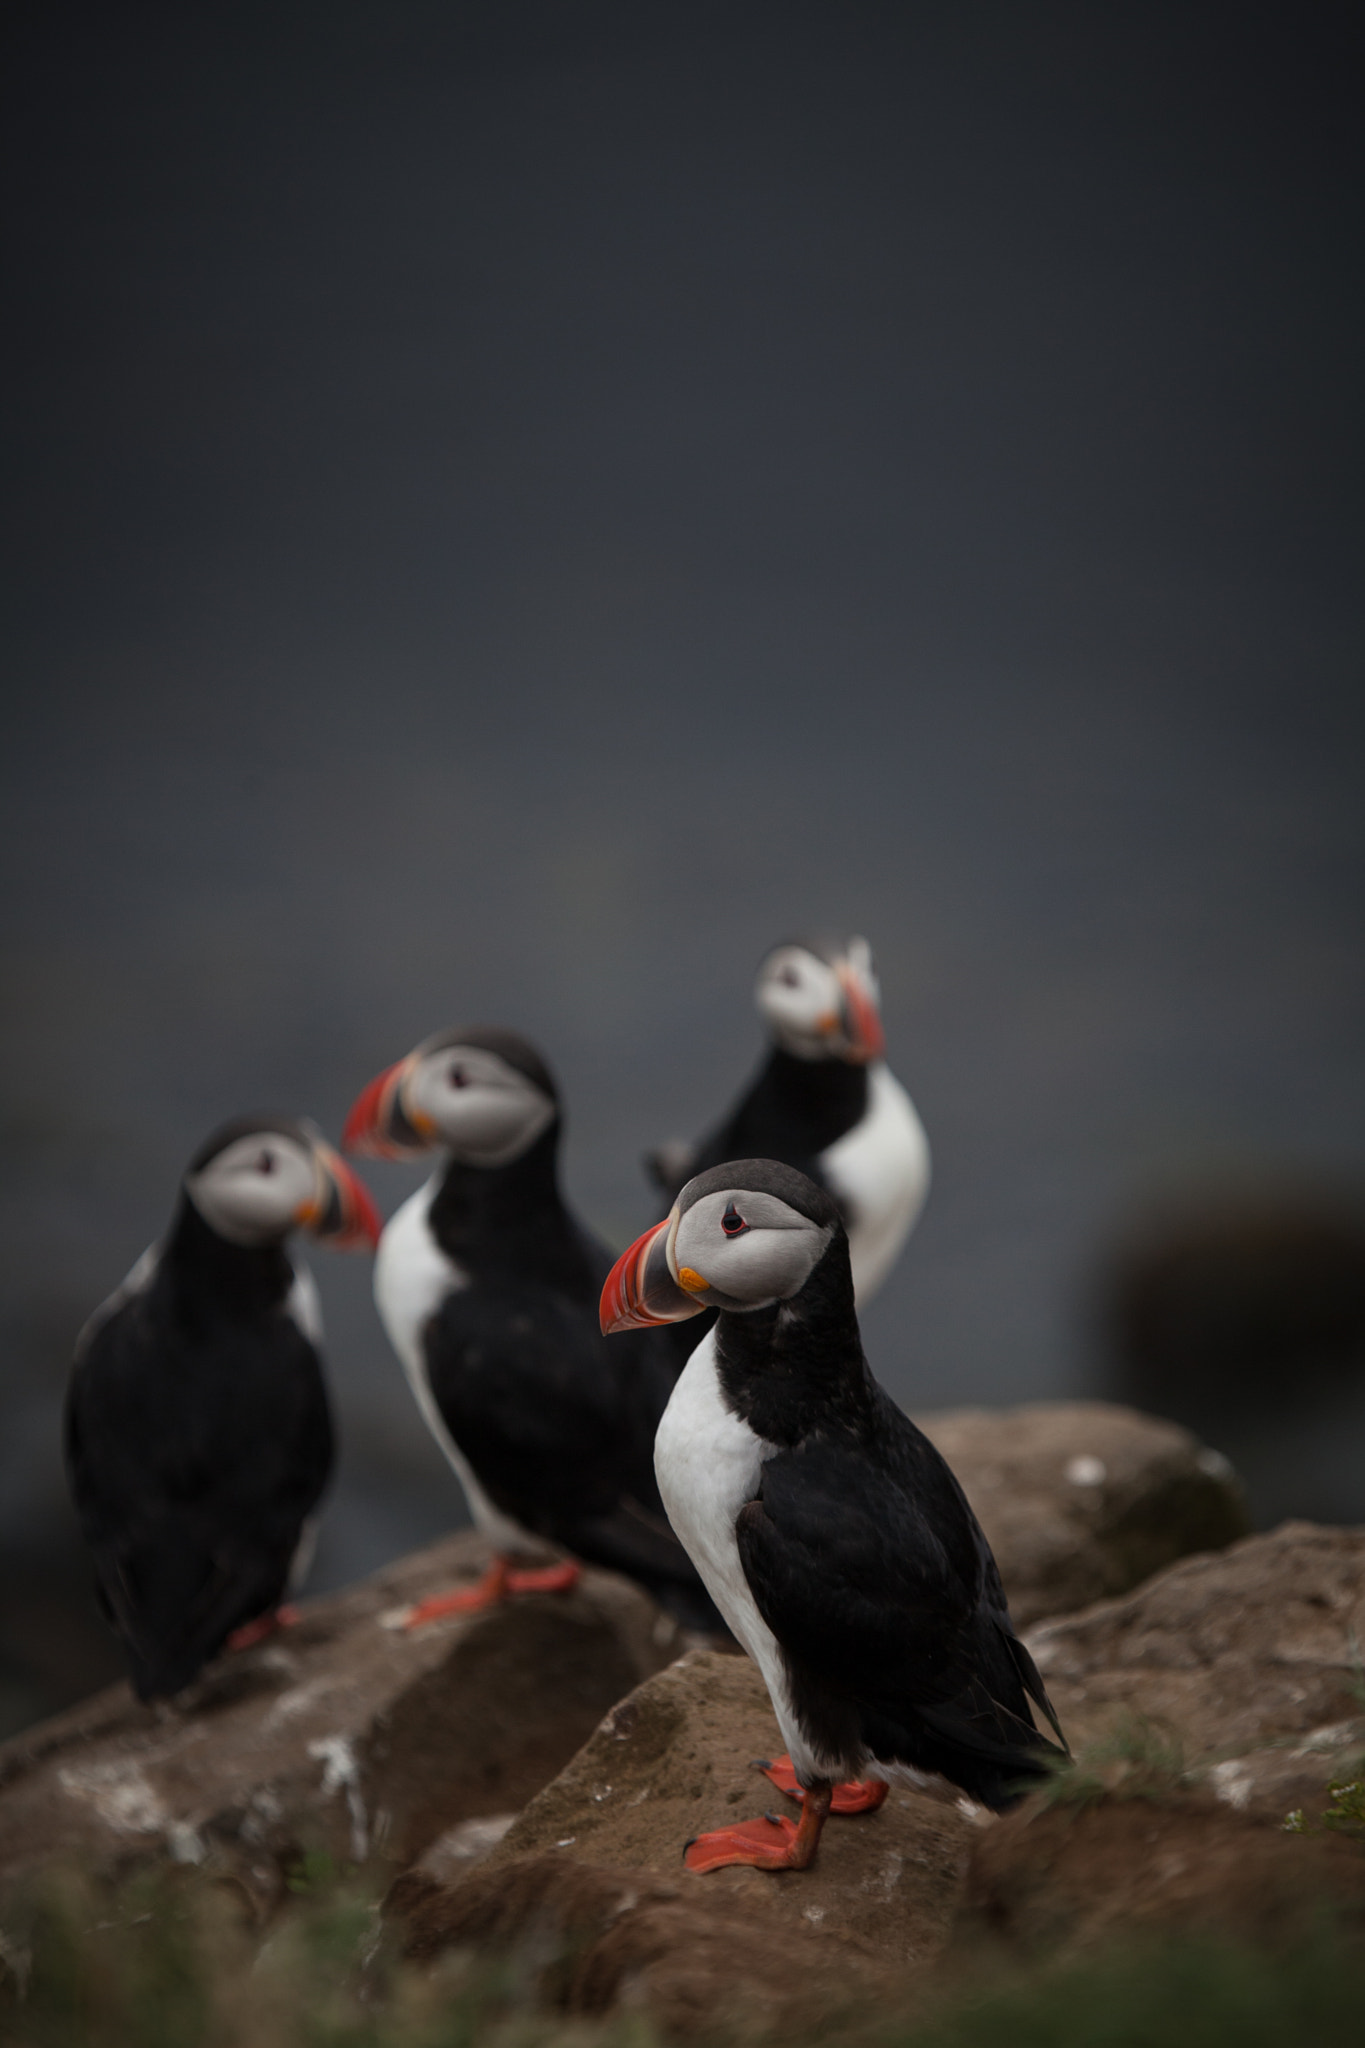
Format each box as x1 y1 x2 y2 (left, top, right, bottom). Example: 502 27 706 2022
684 1813 803 1872
226 1604 301 1652
398 1556 580 1629
757 1753 889 1814
503 1559 581 1596
685 1780 833 1873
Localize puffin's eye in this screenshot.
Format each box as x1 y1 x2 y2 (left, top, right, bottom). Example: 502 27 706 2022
449 1065 468 1089
778 967 799 988
257 1151 275 1174
721 1202 749 1238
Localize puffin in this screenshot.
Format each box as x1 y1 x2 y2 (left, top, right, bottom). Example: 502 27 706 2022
65 1117 381 1703
647 937 929 1304
343 1025 723 1631
601 1158 1065 1873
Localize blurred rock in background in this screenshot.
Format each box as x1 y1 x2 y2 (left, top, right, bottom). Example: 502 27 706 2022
1101 1181 1365 1528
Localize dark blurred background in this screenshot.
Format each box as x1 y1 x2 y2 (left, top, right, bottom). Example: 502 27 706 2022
2 0 1362 1735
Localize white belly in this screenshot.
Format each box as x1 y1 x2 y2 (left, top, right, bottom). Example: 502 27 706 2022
821 1060 930 1302
373 1175 529 1549
654 1330 837 1780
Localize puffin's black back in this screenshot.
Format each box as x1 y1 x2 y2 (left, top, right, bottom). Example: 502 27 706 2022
419 1128 725 1633
655 1047 869 1202
717 1235 1063 1806
65 1198 334 1700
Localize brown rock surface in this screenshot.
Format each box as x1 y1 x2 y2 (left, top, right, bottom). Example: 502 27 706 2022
392 1524 1365 2030
0 1531 680 1904
391 1647 983 2028
1028 1521 1365 1819
958 1791 1365 1961
918 1400 1249 1626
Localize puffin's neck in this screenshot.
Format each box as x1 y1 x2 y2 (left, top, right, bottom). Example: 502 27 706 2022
162 1195 295 1320
426 1121 594 1295
712 1234 872 1447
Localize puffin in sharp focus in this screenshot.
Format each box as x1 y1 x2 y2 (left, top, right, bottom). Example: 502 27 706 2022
648 937 929 1304
344 1026 723 1631
602 1159 1065 1873
65 1118 381 1702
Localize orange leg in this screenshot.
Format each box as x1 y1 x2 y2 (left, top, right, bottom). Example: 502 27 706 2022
401 1554 581 1629
685 1780 833 1873
226 1604 301 1652
757 1753 889 1815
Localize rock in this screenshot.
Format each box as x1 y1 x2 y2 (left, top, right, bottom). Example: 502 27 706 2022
1027 1521 1365 1821
389 1524 1365 2028
396 1850 901 2036
0 1531 681 1905
918 1400 1249 1627
1098 1185 1365 1530
390 1647 983 2028
957 1790 1365 1962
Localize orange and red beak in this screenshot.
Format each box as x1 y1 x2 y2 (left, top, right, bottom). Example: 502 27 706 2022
836 959 885 1063
600 1214 706 1335
299 1141 383 1251
342 1056 433 1160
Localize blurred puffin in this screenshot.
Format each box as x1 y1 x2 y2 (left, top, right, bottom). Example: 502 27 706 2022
602 1159 1064 1873
65 1117 380 1703
648 937 929 1303
344 1026 722 1631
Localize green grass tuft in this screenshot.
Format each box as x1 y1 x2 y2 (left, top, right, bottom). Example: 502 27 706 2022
1032 1713 1187 1809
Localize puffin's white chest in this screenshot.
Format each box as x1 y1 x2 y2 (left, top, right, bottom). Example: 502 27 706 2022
373 1175 526 1547
373 1176 464 1371
654 1331 827 1771
820 1061 930 1302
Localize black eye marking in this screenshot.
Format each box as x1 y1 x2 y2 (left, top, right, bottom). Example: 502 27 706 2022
449 1064 468 1088
778 967 799 987
257 1151 275 1174
721 1202 749 1238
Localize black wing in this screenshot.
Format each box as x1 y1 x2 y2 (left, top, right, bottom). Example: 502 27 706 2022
66 1292 333 1700
424 1282 724 1631
653 1048 869 1205
735 1389 1063 1805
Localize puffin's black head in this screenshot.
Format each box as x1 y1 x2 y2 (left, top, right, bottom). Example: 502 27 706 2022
344 1026 559 1168
754 934 885 1064
601 1159 842 1333
183 1116 381 1250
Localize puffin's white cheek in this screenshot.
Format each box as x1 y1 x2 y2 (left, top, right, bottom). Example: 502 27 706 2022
705 1229 820 1304
759 973 841 1043
238 1184 297 1233
434 1087 555 1162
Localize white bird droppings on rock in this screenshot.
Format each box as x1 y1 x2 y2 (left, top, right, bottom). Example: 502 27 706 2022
308 1735 369 1861
57 1760 167 1836
1065 1455 1107 1488
1208 1760 1254 1810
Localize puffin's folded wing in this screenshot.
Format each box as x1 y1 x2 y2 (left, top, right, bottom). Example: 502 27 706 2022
735 1430 1056 1744
734 1438 980 1701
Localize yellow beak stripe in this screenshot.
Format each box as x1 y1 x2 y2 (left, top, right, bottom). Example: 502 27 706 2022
677 1266 710 1294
